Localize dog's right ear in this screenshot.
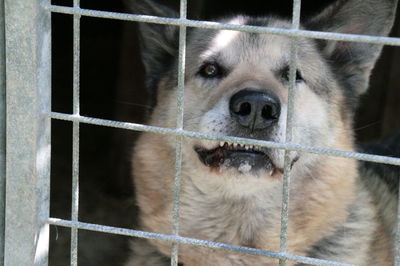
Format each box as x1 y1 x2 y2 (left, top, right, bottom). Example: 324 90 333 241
305 0 398 97
125 0 179 90
305 0 398 99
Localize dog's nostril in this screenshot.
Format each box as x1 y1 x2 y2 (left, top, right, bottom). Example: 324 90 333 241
261 105 276 120
236 102 252 116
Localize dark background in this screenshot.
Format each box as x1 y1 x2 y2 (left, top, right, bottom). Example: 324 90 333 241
49 0 400 265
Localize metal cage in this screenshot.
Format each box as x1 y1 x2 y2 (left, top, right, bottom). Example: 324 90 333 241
2 0 400 265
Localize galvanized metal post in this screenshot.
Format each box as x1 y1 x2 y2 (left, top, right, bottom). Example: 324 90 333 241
0 0 6 263
4 0 51 265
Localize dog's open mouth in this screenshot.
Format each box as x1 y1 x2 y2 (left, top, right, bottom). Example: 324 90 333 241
194 142 281 175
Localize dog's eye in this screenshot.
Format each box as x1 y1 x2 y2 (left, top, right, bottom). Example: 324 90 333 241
199 63 222 78
295 70 303 81
281 66 303 83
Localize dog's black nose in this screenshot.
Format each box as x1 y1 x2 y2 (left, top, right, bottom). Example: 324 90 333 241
229 89 281 130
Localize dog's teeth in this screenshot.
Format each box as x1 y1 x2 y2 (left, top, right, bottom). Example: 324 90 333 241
245 146 249 150
233 143 238 147
269 170 273 176
219 142 224 147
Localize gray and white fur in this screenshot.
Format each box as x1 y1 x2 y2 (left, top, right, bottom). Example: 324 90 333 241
124 0 399 265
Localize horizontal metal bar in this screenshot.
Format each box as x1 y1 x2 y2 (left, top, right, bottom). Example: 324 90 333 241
48 112 400 166
43 4 400 47
47 218 353 266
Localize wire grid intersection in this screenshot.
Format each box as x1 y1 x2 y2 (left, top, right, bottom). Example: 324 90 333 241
41 1 400 266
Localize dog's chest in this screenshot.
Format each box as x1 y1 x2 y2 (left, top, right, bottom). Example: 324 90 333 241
179 189 279 248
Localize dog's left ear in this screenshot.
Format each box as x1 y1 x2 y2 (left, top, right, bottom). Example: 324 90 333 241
306 0 398 95
124 0 179 97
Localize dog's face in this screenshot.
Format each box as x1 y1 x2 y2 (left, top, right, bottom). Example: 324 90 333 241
181 18 340 177
132 0 396 186
156 18 338 181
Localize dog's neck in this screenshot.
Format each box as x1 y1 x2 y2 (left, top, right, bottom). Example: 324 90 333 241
182 154 357 249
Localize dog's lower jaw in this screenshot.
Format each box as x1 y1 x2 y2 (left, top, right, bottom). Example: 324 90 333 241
194 142 283 176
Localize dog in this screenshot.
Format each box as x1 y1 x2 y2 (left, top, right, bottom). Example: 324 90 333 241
125 0 398 265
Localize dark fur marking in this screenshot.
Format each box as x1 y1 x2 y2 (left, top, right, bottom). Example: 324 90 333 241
299 201 367 265
359 133 400 196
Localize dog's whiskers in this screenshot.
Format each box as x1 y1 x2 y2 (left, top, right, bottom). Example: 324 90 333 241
113 100 154 111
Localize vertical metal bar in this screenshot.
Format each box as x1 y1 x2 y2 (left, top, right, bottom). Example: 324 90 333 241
279 0 301 265
0 0 6 263
395 184 400 266
175 0 187 131
170 0 187 265
4 0 51 265
71 0 81 265
71 123 79 266
73 1 80 117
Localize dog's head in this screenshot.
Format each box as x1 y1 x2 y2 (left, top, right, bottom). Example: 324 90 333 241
130 0 396 182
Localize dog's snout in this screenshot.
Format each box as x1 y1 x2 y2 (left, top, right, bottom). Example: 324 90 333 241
229 89 280 130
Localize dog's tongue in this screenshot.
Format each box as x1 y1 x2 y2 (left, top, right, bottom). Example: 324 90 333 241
195 146 274 173
224 151 273 172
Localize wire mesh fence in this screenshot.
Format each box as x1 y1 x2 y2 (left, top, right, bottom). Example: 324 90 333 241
2 0 400 265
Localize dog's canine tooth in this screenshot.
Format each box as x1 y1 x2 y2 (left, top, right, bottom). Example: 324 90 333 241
233 143 238 148
219 141 224 147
